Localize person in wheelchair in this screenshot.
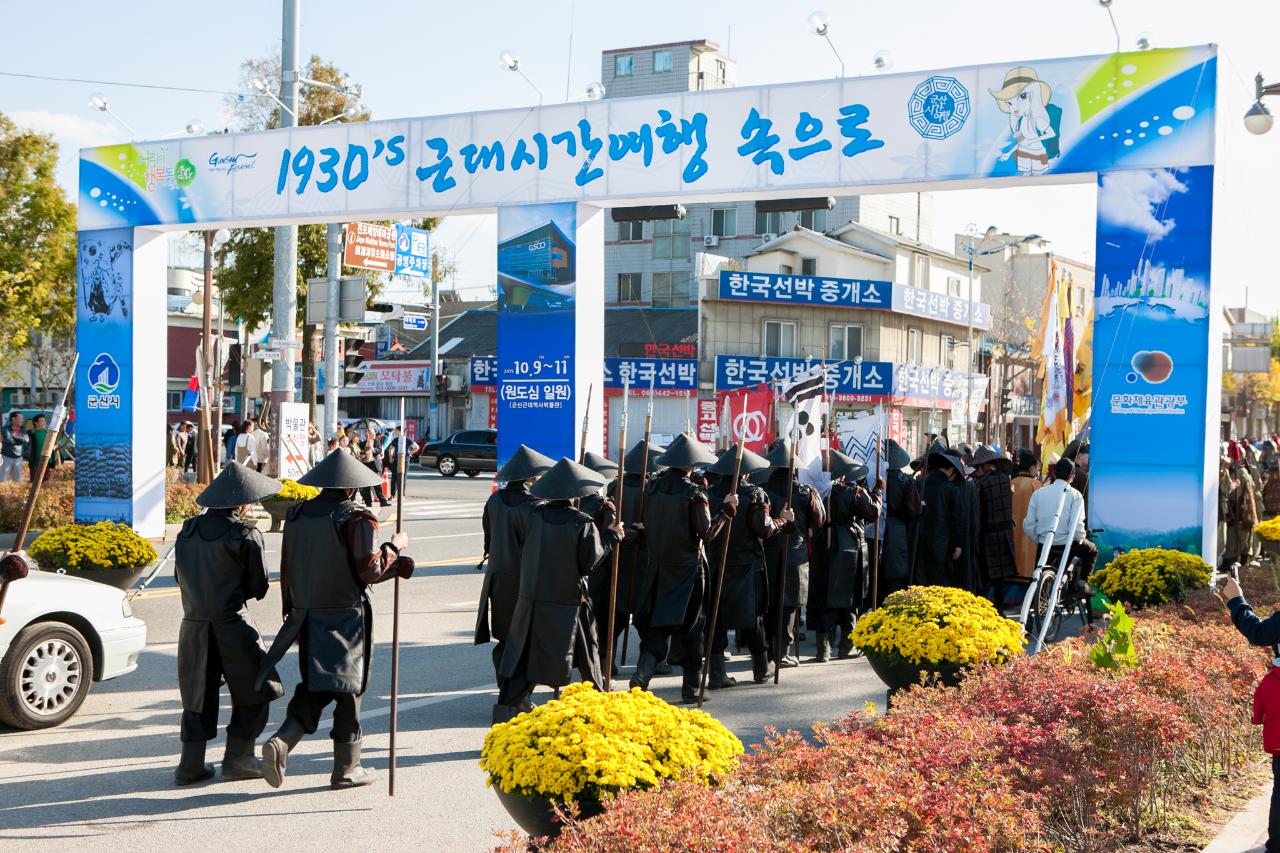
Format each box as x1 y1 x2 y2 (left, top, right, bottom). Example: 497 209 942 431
1022 458 1097 613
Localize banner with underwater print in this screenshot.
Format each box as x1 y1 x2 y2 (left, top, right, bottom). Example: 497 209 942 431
75 227 135 523
1089 165 1215 560
496 203 578 467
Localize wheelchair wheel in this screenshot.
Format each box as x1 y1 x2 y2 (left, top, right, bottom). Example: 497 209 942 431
1034 574 1062 643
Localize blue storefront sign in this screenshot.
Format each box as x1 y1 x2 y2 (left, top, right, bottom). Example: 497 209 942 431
717 271 990 330
470 356 499 389
714 355 977 407
604 358 698 395
394 224 430 278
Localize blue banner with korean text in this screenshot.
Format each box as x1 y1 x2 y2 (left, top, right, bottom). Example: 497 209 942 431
470 356 498 390
604 358 697 396
714 355 980 407
496 203 579 467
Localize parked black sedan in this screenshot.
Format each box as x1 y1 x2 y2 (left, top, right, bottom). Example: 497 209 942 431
418 428 497 477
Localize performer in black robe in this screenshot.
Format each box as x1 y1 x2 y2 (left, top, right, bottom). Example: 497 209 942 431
173 462 284 785
760 443 826 669
496 458 622 720
880 439 916 603
914 444 967 587
258 451 414 790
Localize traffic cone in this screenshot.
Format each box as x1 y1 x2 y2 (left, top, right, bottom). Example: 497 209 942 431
381 468 390 500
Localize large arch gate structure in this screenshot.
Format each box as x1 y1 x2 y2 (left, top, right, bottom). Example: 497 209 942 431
76 46 1220 560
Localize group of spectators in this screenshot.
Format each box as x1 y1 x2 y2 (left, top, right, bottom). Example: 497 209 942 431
1 410 69 483
322 425 418 507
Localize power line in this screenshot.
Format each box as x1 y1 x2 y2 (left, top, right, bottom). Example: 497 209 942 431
0 70 240 97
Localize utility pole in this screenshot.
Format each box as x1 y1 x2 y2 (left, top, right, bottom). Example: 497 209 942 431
199 231 216 484
269 0 301 471
323 223 342 440
428 252 440 442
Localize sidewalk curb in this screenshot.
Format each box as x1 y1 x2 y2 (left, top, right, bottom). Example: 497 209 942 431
1203 783 1271 853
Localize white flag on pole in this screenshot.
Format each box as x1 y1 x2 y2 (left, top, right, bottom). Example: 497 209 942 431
781 365 825 470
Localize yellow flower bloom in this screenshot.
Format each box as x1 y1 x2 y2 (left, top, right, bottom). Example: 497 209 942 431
849 586 1025 666
1087 547 1210 607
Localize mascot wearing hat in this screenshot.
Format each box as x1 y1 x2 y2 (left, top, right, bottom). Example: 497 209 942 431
173 462 285 786
258 450 415 791
494 458 623 721
989 65 1059 176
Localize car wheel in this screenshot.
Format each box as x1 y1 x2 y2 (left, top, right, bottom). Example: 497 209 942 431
465 470 479 478
437 455 458 477
0 622 94 730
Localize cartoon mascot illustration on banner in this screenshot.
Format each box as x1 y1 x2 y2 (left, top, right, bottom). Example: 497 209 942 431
990 66 1061 176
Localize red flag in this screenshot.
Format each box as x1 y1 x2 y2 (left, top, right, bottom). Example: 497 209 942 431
717 384 775 454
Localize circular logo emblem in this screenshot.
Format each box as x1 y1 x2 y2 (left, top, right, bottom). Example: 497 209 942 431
175 158 196 187
1131 350 1174 384
908 76 970 140
89 352 121 394
733 411 766 443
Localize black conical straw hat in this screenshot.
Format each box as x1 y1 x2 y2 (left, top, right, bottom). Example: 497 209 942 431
529 457 607 500
623 440 667 473
706 443 771 477
656 433 718 469
885 439 912 470
297 448 384 489
497 444 556 482
581 451 619 476
828 449 864 481
764 441 795 469
197 461 283 508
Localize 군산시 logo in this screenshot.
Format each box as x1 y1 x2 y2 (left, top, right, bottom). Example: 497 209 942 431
908 76 971 140
89 353 121 394
174 158 196 187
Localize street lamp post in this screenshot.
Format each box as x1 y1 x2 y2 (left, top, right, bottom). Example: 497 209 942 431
1244 72 1280 135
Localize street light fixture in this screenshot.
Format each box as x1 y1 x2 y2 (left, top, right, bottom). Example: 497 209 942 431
87 92 137 139
1245 73 1280 135
806 11 845 78
500 49 544 105
872 51 894 72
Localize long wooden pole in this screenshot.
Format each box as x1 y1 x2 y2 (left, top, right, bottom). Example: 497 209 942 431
0 356 78 621
619 374 656 667
870 424 883 609
579 384 593 464
698 401 746 707
773 430 796 684
603 379 629 691
389 396 406 797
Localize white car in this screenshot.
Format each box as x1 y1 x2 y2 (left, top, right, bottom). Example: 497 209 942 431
0 570 146 729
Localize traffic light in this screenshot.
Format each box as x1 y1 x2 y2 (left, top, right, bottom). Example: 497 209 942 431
343 337 367 387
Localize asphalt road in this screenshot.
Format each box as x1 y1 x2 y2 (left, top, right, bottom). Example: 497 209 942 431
0 469 1028 852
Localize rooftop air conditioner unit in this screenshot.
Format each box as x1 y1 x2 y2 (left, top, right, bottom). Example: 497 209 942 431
760 232 777 244
703 235 720 248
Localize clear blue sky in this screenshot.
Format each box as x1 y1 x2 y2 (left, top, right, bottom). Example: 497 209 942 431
2 0 1277 309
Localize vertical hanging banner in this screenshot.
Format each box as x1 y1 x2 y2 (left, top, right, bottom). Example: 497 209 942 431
276 402 311 481
1089 165 1215 560
496 204 589 466
75 228 135 524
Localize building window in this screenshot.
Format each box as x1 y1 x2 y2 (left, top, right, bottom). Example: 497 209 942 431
888 214 901 235
908 327 923 363
779 264 793 275
617 220 643 242
799 209 828 231
830 324 864 361
947 275 963 297
652 218 690 259
940 334 956 368
167 391 183 410
652 272 689 308
653 50 673 73
618 273 642 303
801 257 817 276
614 54 633 77
715 59 727 85
711 207 736 237
913 254 930 289
763 320 797 357
754 208 782 235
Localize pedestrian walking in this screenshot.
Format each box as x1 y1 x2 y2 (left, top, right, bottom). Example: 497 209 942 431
1 411 27 482
173 462 285 786
358 439 390 508
494 457 622 721
1011 449 1043 579
26 414 65 482
704 445 786 685
257 451 415 790
476 445 554 698
631 434 733 703
384 427 419 499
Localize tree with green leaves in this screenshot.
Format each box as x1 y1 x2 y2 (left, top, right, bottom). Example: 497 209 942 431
216 54 439 417
0 114 77 386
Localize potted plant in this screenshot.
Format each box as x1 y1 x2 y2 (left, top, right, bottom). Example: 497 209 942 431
1088 547 1212 609
480 682 743 841
260 478 320 532
28 521 159 590
1255 518 1280 559
850 586 1025 692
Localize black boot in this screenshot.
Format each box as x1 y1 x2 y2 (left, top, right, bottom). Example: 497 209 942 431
815 633 831 663
751 652 775 684
630 652 659 690
261 717 306 789
174 740 216 786
330 738 376 789
492 704 521 724
680 667 704 704
708 657 737 690
222 735 263 780
654 657 674 676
